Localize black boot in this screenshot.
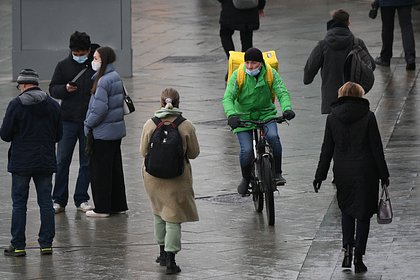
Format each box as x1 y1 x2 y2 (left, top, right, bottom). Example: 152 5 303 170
166 252 181 274
274 156 286 186
354 253 367 273
342 244 353 268
237 165 252 196
155 245 166 266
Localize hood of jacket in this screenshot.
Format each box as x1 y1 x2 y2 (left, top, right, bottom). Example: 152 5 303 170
330 96 370 124
18 87 50 116
325 19 353 50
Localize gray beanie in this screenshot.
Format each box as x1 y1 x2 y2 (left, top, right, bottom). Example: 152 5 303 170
17 69 39 85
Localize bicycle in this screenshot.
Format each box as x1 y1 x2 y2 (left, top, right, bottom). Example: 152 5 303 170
238 116 287 226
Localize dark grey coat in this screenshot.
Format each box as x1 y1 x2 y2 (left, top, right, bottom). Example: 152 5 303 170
218 0 265 31
303 20 374 114
315 97 389 219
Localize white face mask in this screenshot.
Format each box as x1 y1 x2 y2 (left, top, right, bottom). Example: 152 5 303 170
91 61 101 71
245 67 261 77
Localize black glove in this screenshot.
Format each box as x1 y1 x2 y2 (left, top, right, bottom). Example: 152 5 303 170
313 179 322 193
283 110 295 121
369 0 379 19
227 116 241 129
381 177 390 188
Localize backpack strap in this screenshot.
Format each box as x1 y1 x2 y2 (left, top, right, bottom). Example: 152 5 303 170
152 116 186 129
264 63 276 103
236 63 246 93
237 63 275 103
172 115 186 128
151 116 162 126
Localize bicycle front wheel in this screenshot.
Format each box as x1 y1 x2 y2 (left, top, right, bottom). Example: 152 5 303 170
251 163 263 212
261 157 275 226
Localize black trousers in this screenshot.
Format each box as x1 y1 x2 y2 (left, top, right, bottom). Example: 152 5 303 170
380 5 416 64
220 25 253 58
90 139 128 213
341 212 370 255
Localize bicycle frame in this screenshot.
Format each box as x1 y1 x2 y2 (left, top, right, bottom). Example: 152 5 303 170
252 128 274 193
238 116 286 226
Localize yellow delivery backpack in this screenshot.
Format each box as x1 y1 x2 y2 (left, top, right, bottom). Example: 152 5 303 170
227 50 279 102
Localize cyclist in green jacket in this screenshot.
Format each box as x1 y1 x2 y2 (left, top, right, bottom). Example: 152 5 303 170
222 47 295 195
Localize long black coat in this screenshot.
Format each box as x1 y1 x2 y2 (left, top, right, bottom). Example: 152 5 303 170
315 97 389 219
303 20 374 114
218 0 265 31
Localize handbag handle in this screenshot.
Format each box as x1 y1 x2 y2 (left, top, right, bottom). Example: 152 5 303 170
381 184 390 200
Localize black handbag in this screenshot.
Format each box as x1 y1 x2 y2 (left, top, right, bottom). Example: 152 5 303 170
377 184 393 224
122 84 135 115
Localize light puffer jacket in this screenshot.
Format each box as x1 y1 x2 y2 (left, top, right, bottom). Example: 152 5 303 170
84 64 126 140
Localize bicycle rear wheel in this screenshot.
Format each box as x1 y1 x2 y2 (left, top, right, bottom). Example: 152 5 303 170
261 157 275 226
251 163 263 212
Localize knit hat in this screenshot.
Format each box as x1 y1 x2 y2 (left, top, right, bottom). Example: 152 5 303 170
17 69 39 85
244 48 263 63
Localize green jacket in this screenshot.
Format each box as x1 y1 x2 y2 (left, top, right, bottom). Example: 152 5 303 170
222 64 292 133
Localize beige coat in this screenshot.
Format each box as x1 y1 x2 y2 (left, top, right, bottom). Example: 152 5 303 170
140 115 200 223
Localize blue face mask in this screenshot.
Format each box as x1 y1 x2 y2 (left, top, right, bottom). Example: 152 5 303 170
72 54 88 64
246 67 261 77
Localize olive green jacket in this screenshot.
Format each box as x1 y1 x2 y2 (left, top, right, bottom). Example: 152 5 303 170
222 64 292 133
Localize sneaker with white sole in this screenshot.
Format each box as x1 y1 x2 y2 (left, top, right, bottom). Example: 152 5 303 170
53 203 65 214
86 210 110 218
77 202 94 212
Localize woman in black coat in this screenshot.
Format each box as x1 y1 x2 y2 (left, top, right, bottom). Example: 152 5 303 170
218 0 266 59
313 81 390 274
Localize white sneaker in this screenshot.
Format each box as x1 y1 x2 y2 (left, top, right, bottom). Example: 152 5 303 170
77 202 94 212
86 210 110 218
53 203 65 214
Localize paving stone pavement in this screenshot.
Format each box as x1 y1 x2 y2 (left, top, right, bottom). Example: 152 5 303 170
0 0 419 279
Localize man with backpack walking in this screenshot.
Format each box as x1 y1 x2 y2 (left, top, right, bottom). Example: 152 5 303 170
222 47 295 196
304 9 375 114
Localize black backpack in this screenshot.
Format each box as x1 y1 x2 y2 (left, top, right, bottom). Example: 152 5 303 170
145 116 186 179
344 37 375 93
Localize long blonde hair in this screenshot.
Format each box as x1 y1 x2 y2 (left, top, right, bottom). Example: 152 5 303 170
338 81 365 98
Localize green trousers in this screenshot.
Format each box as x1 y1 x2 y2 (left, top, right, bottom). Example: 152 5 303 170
154 215 181 253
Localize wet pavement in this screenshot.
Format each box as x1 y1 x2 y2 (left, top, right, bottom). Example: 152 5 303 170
0 0 420 279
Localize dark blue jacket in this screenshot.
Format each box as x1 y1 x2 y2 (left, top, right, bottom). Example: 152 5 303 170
379 0 415 6
0 87 63 174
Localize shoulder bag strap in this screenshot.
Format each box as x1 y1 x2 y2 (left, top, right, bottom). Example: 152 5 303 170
71 66 88 83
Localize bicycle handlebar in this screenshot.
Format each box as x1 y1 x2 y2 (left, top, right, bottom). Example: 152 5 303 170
237 116 287 127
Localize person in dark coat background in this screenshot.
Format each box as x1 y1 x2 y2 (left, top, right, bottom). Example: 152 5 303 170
313 81 390 274
218 0 266 80
373 0 416 70
303 9 375 114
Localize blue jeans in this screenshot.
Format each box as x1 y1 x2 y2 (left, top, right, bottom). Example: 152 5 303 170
236 121 282 167
11 173 55 249
53 121 90 207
